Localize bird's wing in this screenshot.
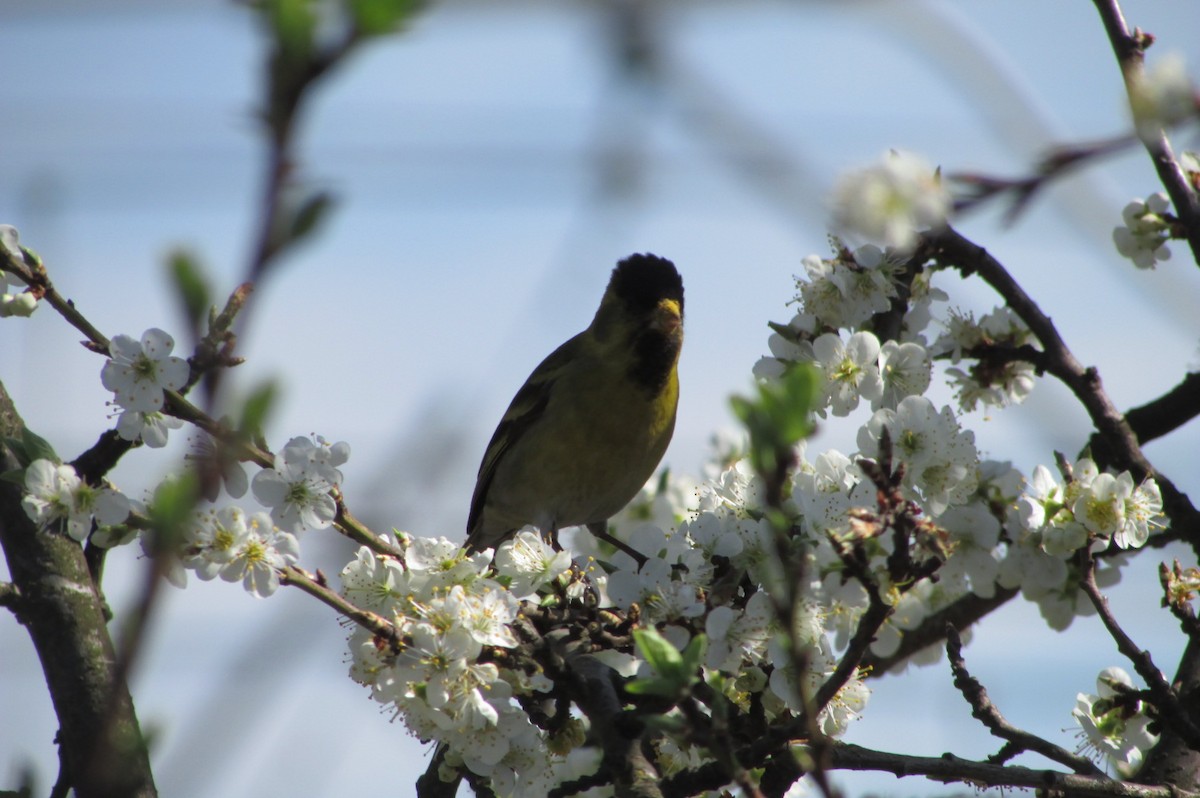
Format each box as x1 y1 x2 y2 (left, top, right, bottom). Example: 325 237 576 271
465 332 583 538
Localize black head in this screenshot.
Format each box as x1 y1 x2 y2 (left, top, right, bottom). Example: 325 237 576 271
608 253 684 320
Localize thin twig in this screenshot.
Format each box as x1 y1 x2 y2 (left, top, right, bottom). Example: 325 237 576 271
816 531 890 712
0 243 110 351
826 741 1195 798
332 493 407 561
664 734 1194 798
1159 561 1200 639
862 586 1018 675
278 565 402 648
1091 0 1200 266
1079 549 1200 749
951 133 1135 222
946 624 1104 774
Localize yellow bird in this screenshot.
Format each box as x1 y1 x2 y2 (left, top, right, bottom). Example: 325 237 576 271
464 253 683 553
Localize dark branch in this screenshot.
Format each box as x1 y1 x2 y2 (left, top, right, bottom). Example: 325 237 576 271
928 225 1199 550
1091 0 1200 267
862 586 1017 675
1079 550 1200 749
946 625 1104 775
826 741 1189 798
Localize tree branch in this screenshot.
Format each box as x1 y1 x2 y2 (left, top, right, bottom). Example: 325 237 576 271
0 382 156 798
1079 550 1200 750
1089 372 1200 464
946 624 1104 774
928 226 1199 549
278 565 403 648
1091 0 1200 267
567 652 663 798
826 741 1194 798
862 586 1018 675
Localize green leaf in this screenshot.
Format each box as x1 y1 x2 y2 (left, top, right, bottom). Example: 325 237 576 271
238 382 278 441
349 0 423 36
21 427 58 466
264 0 317 58
166 249 211 338
0 468 27 487
287 190 335 245
633 628 682 677
623 676 679 698
679 633 708 677
641 713 689 735
730 363 821 477
626 629 706 700
144 471 202 555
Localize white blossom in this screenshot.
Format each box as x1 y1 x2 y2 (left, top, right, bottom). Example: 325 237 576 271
876 339 931 409
182 505 252 581
1073 471 1134 539
101 328 190 413
1116 479 1165 549
705 591 772 672
339 541 411 615
936 502 1001 598
493 528 572 596
1113 192 1172 269
796 244 901 329
831 150 949 251
934 307 1036 411
812 331 884 417
1073 667 1159 776
219 510 300 597
251 436 348 532
115 408 184 448
1129 52 1197 141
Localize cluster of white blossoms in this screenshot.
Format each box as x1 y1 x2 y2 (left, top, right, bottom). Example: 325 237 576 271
933 306 1036 412
758 258 1034 420
1073 667 1159 776
101 328 189 448
1001 459 1164 629
794 244 904 330
18 430 348 600
1011 460 1164 554
179 505 300 596
251 435 350 533
21 459 131 542
1112 192 1174 269
750 210 1169 656
339 532 564 797
171 435 350 596
601 466 875 734
15 315 349 589
335 474 879 797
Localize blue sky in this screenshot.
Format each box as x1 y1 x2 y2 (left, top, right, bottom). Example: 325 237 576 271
2 1 1199 795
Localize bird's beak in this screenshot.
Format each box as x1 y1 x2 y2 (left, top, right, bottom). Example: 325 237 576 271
652 298 683 336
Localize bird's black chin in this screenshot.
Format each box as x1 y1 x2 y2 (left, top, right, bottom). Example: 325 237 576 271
628 326 681 395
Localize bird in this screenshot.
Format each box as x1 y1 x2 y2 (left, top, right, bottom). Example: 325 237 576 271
421 254 681 797
463 252 683 554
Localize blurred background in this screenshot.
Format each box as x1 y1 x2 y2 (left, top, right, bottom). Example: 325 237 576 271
2 0 1200 795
